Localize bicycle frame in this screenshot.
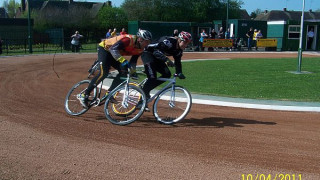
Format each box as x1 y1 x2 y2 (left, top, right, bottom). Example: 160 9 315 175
138 75 177 104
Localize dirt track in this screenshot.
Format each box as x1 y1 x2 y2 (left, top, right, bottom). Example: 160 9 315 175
1 52 320 179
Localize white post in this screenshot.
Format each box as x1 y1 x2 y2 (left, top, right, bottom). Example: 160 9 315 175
297 0 305 73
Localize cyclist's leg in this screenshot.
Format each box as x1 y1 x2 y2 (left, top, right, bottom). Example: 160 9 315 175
84 47 110 100
143 60 171 98
88 58 99 73
108 58 127 92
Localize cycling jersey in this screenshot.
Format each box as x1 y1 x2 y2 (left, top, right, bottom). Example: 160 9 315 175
145 36 183 74
99 35 143 63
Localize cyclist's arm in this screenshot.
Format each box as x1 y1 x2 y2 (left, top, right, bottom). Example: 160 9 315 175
129 55 139 70
109 37 130 63
151 40 172 62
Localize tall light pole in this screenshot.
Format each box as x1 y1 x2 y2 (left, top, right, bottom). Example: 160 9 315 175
297 0 305 73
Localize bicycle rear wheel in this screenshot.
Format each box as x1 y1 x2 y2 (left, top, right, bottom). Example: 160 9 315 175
153 86 192 125
64 80 97 116
104 84 146 125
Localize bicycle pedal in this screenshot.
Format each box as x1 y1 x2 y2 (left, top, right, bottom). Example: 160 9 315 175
144 107 150 112
90 99 100 107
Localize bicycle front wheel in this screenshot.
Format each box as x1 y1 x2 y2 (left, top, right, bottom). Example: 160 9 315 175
104 85 146 125
153 86 192 125
64 80 97 116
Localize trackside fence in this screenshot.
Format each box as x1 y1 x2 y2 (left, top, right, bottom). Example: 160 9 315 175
0 37 99 55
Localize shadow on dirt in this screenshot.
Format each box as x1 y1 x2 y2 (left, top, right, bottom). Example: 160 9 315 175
85 114 276 128
178 117 276 128
126 116 276 128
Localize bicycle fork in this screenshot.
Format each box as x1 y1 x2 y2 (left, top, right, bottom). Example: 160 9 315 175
169 85 176 108
121 74 130 108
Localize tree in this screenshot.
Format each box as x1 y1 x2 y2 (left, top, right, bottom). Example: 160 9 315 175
97 6 128 30
250 8 263 19
3 0 20 18
121 0 243 22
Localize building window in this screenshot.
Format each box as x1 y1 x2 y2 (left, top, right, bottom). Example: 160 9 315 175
288 25 300 39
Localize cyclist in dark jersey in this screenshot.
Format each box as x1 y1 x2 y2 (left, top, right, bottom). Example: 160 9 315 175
79 30 152 108
140 31 192 100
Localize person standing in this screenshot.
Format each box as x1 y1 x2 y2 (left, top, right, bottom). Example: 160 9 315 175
225 28 231 51
173 29 179 37
210 29 217 39
307 28 314 50
71 31 83 52
246 27 254 51
105 29 112 39
255 30 263 50
111 28 117 37
253 29 258 50
199 29 208 51
120 28 127 35
218 27 225 39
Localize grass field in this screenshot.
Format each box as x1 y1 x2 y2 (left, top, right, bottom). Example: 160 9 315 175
173 57 320 102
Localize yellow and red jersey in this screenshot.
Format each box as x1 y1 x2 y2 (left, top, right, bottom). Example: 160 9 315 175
99 35 143 56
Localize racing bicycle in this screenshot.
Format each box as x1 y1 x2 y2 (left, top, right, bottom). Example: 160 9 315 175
104 73 192 125
64 62 147 122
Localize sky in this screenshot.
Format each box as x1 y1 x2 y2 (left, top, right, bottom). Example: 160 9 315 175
4 0 320 14
84 0 320 14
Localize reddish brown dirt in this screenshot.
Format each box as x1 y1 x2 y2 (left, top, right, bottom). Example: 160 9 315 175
1 52 319 179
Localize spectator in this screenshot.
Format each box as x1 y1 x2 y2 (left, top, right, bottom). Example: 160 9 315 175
253 29 258 50
199 29 208 51
210 29 217 39
246 27 254 50
111 28 117 37
225 28 231 50
218 27 225 39
105 29 112 39
71 31 83 52
307 28 314 50
120 28 127 35
255 30 263 50
208 29 217 51
173 29 179 37
225 28 230 39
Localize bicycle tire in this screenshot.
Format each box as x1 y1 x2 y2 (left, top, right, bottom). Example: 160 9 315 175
64 80 97 116
104 84 146 125
153 86 192 125
111 82 140 116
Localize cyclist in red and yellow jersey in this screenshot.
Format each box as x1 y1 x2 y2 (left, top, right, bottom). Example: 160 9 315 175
79 30 152 108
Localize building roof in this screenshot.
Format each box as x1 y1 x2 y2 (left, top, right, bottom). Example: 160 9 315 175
239 9 250 20
255 9 320 21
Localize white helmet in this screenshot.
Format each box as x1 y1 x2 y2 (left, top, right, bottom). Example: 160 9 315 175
137 29 152 41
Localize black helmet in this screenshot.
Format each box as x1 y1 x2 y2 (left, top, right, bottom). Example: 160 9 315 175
137 29 152 41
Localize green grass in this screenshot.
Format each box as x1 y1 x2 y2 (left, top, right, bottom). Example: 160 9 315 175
174 57 320 102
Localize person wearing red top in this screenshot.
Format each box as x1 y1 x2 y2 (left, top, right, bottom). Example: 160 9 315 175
120 28 127 35
79 30 152 108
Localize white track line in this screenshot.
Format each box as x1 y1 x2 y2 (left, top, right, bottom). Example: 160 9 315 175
100 84 320 112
